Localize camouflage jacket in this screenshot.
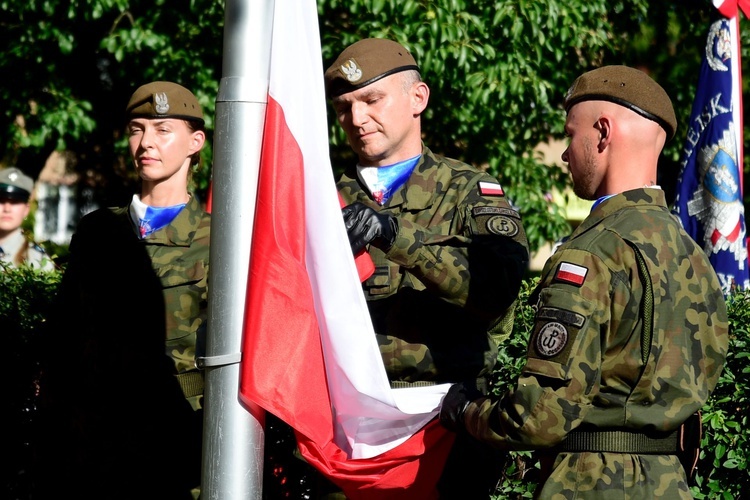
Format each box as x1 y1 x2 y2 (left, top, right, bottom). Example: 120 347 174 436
36 195 207 497
462 188 728 497
338 146 529 384
134 195 210 409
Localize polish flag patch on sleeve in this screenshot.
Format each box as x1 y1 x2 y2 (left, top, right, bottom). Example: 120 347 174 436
554 262 588 286
478 181 504 197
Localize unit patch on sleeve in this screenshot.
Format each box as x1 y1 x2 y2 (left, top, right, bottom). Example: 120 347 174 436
554 262 588 286
471 206 520 237
478 181 504 197
535 321 568 357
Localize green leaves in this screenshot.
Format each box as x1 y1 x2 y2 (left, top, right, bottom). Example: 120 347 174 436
691 288 750 498
2 0 747 252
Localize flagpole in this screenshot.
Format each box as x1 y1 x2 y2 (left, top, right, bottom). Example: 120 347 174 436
201 0 274 497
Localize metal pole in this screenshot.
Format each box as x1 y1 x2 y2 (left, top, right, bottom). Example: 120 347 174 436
201 0 274 497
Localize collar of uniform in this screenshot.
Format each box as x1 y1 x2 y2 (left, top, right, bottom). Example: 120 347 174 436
0 228 25 259
381 145 434 210
135 195 203 246
570 188 667 239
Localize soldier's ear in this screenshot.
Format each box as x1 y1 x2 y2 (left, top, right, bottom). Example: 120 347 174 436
411 81 429 115
595 116 612 151
189 130 206 155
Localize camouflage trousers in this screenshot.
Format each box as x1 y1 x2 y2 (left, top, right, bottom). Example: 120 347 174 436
535 452 692 499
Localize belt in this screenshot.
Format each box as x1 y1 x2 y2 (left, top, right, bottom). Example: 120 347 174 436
176 371 204 398
558 428 679 454
389 376 489 393
390 380 437 389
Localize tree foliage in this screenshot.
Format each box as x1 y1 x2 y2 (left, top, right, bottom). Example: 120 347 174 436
1 0 747 253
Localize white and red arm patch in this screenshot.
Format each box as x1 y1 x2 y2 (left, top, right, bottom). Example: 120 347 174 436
554 262 588 286
478 181 504 197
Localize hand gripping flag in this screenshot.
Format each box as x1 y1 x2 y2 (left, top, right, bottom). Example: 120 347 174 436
237 1 455 498
672 5 750 291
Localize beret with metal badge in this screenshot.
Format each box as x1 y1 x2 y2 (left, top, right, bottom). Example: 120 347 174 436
324 38 420 98
125 81 204 124
564 65 677 140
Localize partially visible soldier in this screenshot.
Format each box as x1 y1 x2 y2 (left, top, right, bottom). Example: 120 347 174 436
0 167 54 271
36 81 209 499
440 65 729 498
324 38 530 498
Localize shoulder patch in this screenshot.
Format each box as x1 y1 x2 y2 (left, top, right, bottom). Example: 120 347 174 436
486 215 519 237
554 262 588 286
537 306 585 328
471 206 521 237
472 206 520 218
535 321 568 357
478 181 504 197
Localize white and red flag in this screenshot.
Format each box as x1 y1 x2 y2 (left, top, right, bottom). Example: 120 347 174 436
237 0 454 498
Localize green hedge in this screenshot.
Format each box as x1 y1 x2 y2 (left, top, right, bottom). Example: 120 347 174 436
3 266 749 498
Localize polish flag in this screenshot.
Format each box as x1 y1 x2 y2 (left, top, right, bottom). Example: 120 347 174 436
237 1 454 498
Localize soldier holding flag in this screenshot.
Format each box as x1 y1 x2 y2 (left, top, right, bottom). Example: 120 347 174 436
440 65 729 498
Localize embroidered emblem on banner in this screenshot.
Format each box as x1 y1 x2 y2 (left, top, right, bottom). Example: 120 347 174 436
154 92 170 114
478 181 504 197
341 59 363 82
686 126 745 261
536 321 568 357
554 262 588 286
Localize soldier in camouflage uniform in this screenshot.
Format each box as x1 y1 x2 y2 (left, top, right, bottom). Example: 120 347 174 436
440 66 729 499
322 38 530 498
36 81 208 499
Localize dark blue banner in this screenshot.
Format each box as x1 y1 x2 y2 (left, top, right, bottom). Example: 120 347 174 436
673 17 749 291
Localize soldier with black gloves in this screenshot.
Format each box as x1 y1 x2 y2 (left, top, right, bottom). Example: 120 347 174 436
440 65 729 499
325 38 530 498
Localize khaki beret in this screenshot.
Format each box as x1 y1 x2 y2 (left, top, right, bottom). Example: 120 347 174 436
0 167 34 201
564 65 677 140
324 38 420 98
126 81 204 124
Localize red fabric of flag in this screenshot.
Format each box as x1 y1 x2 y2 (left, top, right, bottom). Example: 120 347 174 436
240 94 454 500
238 1 454 497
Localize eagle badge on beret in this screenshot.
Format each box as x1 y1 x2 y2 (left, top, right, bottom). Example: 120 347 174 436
154 92 170 114
341 59 363 83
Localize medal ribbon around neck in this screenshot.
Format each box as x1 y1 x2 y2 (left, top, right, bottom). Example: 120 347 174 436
358 155 420 205
130 195 186 238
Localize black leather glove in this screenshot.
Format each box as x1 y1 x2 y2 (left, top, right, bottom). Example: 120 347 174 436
341 202 397 254
439 382 483 432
